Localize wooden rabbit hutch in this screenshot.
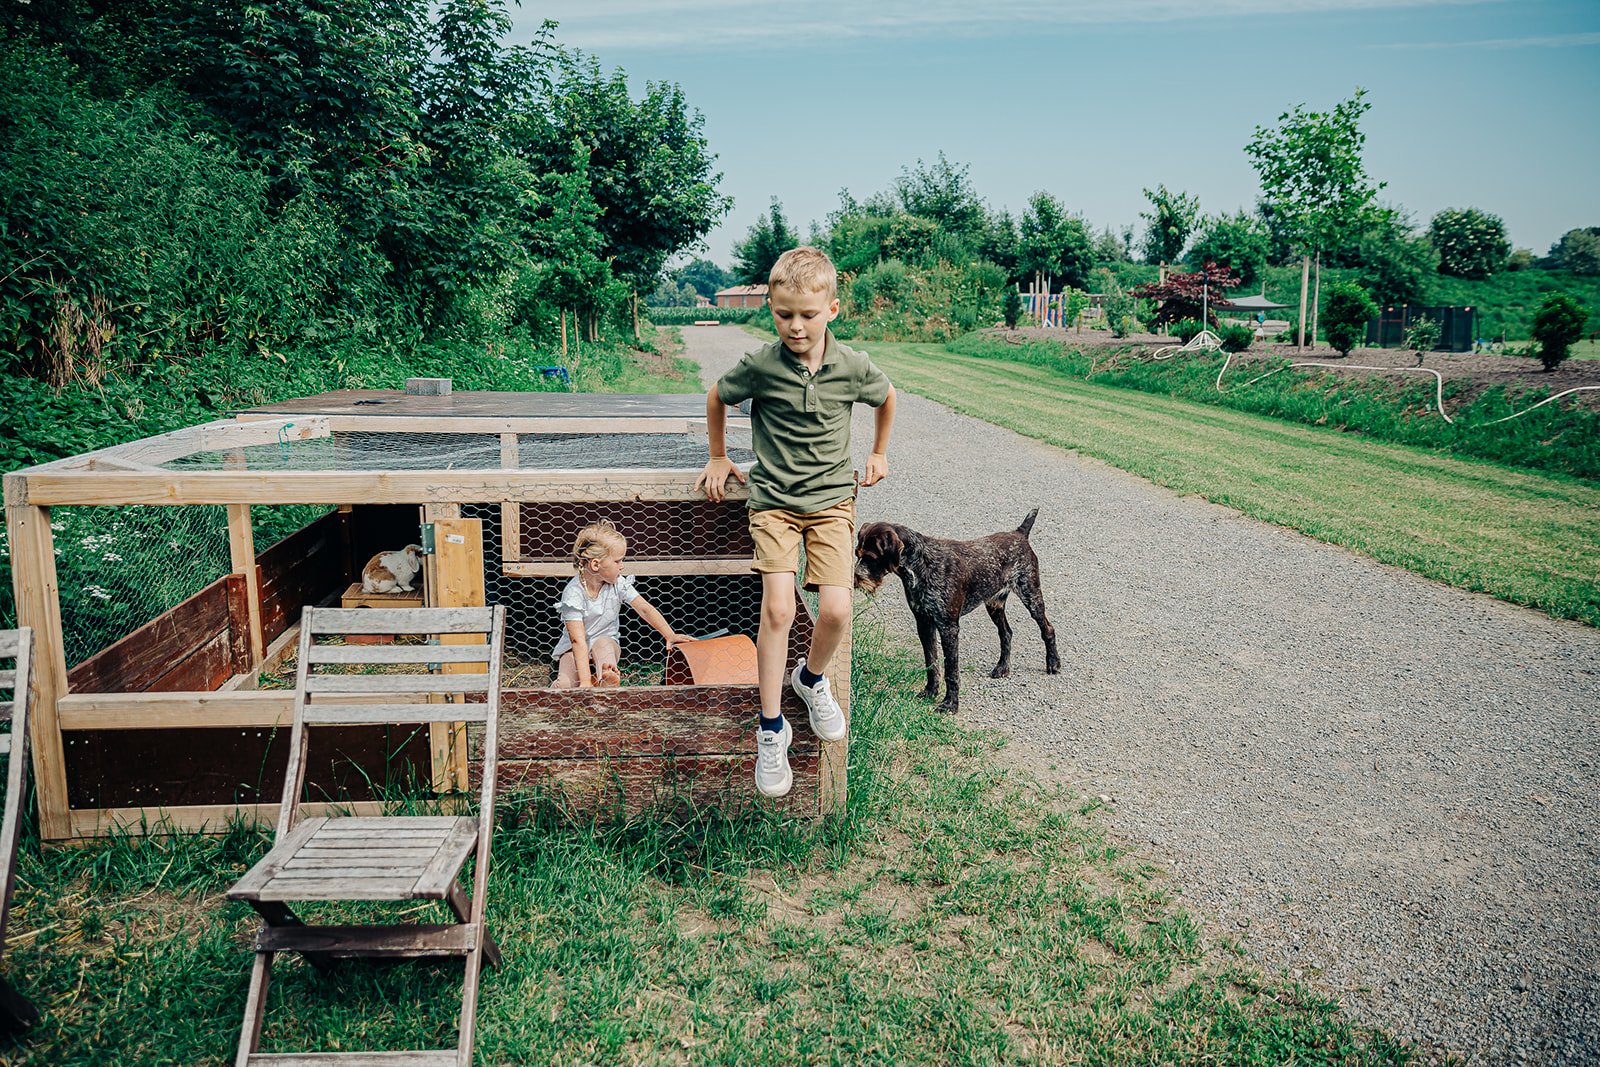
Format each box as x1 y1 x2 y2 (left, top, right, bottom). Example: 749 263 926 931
3 390 848 843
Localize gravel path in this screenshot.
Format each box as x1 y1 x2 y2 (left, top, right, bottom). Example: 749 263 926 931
683 326 1600 1065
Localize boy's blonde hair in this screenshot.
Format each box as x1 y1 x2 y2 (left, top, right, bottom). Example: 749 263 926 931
768 246 837 300
571 521 626 570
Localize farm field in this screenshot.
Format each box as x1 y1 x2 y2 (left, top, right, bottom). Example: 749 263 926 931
863 341 1600 628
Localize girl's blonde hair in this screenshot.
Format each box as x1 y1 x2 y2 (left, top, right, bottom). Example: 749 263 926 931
571 521 626 571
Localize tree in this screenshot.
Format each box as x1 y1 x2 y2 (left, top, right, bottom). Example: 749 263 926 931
1018 192 1093 293
1131 263 1241 329
732 198 798 284
1531 292 1589 371
1330 206 1434 307
1429 207 1510 280
1245 88 1384 348
1186 211 1270 288
673 258 730 300
1002 288 1022 329
1139 185 1200 270
526 138 616 350
1547 228 1600 275
894 153 985 243
1322 281 1377 357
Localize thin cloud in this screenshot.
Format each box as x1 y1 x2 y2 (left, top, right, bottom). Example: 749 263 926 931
522 0 1491 51
1370 31 1600 49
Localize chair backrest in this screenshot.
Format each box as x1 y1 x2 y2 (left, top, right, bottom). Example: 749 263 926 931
0 628 34 950
276 607 505 840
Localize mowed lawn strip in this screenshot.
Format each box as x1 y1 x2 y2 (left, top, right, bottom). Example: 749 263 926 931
866 342 1600 627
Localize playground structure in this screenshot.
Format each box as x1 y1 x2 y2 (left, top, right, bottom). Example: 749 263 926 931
3 390 848 843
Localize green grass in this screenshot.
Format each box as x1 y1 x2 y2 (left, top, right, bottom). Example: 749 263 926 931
0 624 1414 1065
865 341 1600 628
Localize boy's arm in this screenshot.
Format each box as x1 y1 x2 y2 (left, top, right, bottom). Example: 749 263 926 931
693 384 747 502
566 621 593 687
628 595 690 646
859 385 896 487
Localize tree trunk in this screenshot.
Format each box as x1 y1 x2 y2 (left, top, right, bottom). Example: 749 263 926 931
560 309 568 358
631 292 641 343
1296 254 1310 349
1311 251 1322 352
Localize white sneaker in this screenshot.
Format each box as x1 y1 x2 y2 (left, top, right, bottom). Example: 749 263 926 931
755 718 792 798
790 665 848 742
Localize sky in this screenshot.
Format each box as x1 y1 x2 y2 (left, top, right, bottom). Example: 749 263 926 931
506 0 1600 268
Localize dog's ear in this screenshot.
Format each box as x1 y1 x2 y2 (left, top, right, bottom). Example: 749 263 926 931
863 524 902 568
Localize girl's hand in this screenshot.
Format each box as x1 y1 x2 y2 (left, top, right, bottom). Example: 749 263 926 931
665 631 694 647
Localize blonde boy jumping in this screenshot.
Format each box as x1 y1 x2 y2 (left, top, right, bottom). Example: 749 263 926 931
695 246 896 798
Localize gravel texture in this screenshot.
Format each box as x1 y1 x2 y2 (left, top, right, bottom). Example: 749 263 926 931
684 326 1600 1065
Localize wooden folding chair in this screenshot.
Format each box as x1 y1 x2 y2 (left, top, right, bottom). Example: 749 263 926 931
0 628 38 1030
227 606 506 1067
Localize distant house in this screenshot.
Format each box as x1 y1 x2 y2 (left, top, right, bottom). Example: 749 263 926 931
715 284 768 308
694 294 713 308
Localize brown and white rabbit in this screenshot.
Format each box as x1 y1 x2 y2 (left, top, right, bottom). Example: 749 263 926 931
361 544 424 593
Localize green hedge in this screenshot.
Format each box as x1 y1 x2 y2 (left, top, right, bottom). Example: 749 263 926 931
647 306 766 325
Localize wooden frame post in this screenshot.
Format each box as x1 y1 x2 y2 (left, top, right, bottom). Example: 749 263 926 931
819 619 850 816
3 496 72 841
423 507 482 794
227 504 265 665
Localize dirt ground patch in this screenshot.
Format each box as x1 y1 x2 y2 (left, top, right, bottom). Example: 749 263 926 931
1002 327 1600 409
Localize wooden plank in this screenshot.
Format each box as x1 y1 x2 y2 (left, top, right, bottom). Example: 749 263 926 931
0 635 17 658
65 801 386 840
282 853 435 867
305 674 490 694
227 818 327 899
66 575 232 693
503 558 752 578
0 735 9 757
228 506 266 664
21 469 750 507
0 627 32 951
0 671 14 689
6 505 72 840
247 1050 458 1066
496 751 822 819
255 923 476 957
146 628 236 693
57 690 292 730
314 816 458 831
307 645 488 665
255 876 421 902
496 685 810 761
412 819 478 899
308 608 493 635
513 499 753 561
302 705 487 726
427 516 484 796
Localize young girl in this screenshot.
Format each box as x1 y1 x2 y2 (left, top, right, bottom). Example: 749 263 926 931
551 521 690 688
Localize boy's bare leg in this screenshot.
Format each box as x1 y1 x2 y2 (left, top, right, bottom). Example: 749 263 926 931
804 585 851 675
758 571 798 718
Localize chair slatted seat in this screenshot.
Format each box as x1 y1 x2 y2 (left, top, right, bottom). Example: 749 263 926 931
0 628 39 1030
226 606 506 1067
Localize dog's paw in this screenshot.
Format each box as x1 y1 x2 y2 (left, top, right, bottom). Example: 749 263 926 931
936 698 960 714
990 664 1011 679
918 687 940 702
1045 658 1061 675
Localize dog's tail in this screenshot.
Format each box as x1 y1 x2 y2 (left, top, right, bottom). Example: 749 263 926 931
1017 508 1039 538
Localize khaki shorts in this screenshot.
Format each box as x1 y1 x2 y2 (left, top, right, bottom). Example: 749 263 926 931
749 498 856 589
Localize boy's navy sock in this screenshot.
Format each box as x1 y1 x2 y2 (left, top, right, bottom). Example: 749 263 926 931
797 661 824 687
760 713 784 733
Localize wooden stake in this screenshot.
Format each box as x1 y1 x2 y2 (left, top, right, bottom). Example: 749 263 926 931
3 502 72 841
423 509 480 794
1297 254 1311 349
227 505 265 665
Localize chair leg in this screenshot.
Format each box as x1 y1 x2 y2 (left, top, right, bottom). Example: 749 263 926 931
250 901 335 975
446 883 500 969
235 951 273 1067
0 974 38 1031
456 944 486 1067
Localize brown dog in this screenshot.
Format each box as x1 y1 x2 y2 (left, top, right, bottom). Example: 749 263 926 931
855 509 1059 712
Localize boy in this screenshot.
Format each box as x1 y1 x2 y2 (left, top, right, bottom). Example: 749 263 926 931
694 246 896 798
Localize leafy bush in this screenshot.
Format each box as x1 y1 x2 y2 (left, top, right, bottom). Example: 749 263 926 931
1130 264 1241 328
1403 316 1441 356
1002 288 1022 329
1322 282 1378 357
1218 323 1255 353
1531 292 1589 371
1172 319 1204 344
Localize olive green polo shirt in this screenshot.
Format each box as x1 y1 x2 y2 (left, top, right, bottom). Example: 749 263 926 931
716 330 892 513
